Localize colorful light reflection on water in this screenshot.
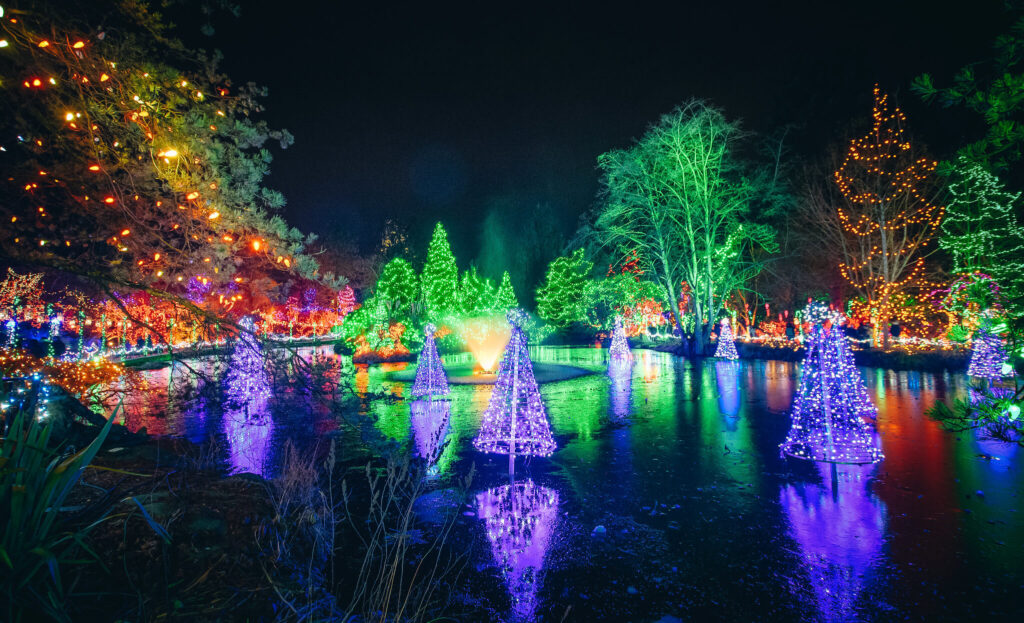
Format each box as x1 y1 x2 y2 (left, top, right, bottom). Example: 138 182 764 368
122 346 1024 621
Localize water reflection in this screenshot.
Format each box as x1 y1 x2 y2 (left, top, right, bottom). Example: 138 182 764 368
476 479 560 622
780 463 886 622
223 407 274 477
222 320 274 476
608 359 633 422
714 360 741 421
411 399 453 476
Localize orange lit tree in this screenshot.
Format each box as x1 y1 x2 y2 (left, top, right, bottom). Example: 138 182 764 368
832 87 944 344
0 1 341 339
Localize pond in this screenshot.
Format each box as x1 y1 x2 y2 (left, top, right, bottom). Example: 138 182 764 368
118 346 1023 622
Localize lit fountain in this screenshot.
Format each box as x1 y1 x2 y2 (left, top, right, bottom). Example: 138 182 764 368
389 312 595 385
458 314 511 378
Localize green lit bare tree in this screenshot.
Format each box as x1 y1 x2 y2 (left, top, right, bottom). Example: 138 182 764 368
593 101 776 353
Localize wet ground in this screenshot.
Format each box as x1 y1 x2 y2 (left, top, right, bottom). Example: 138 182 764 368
119 346 1024 622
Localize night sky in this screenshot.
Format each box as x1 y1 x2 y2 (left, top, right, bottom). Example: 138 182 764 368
203 0 1006 268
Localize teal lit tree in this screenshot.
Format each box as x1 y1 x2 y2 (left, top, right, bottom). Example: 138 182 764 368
421 223 459 318
494 271 519 311
536 248 592 330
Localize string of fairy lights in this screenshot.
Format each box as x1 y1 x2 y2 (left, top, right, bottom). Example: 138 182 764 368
833 87 946 340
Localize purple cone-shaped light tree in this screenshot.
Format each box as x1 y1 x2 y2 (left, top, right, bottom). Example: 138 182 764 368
714 317 739 360
967 328 1009 381
412 323 450 399
608 316 632 363
477 480 559 622
474 309 556 472
781 303 882 464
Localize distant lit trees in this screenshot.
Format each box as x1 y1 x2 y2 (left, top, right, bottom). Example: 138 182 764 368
941 157 1024 314
593 101 776 352
494 271 518 311
374 257 418 320
536 249 591 330
459 266 496 316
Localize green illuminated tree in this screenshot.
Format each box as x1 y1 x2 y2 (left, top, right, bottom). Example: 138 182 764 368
584 272 663 328
421 222 458 318
458 265 495 316
536 248 592 330
375 257 418 320
594 101 776 352
942 156 1024 312
494 270 518 311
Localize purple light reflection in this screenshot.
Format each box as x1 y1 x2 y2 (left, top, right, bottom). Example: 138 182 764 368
780 463 886 622
715 360 740 419
477 479 560 622
223 406 274 477
607 358 633 422
222 316 274 476
411 398 451 476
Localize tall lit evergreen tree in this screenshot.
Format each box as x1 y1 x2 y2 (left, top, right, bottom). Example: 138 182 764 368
941 156 1024 308
494 270 518 311
375 257 418 321
536 249 591 330
421 222 458 318
459 265 496 316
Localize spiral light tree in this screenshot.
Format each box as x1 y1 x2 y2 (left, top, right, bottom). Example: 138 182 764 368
780 303 883 464
473 309 556 474
412 323 450 399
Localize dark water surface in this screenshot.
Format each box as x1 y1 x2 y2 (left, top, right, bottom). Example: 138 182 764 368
121 346 1024 622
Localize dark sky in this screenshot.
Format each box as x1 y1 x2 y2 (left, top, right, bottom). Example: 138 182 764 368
203 0 1007 264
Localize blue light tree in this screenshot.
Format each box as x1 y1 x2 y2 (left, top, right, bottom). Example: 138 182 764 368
967 328 1010 381
714 317 739 360
780 303 882 464
608 315 632 363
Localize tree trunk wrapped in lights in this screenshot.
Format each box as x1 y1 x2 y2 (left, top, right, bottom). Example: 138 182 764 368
608 316 632 363
967 328 1010 381
411 323 450 399
476 479 559 622
473 309 556 470
714 317 739 360
781 303 882 464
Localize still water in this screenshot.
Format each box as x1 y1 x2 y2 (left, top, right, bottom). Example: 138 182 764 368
120 346 1023 622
